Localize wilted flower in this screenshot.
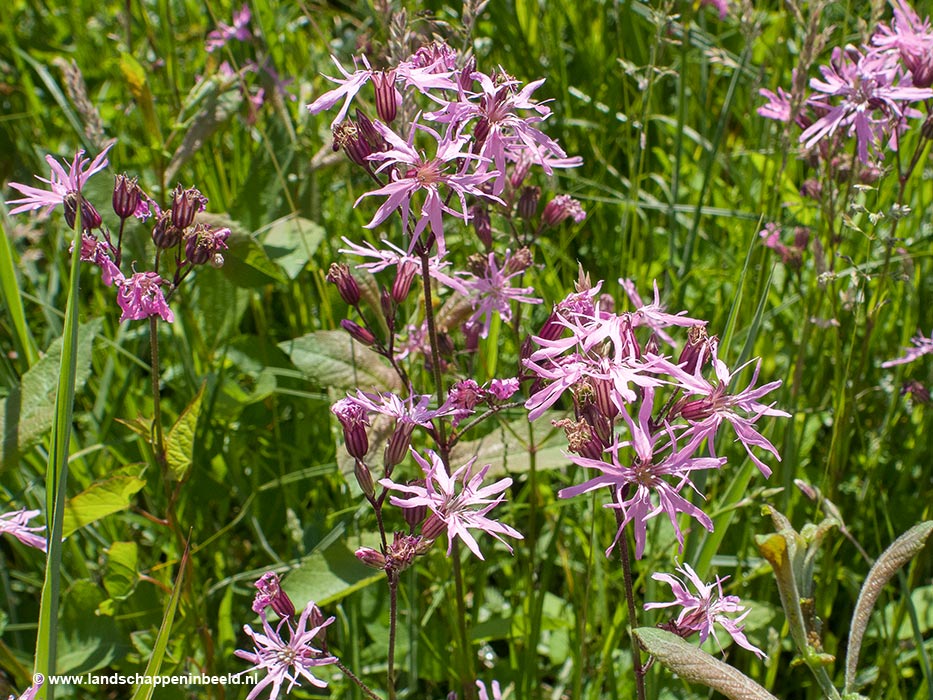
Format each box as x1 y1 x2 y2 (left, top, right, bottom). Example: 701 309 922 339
252 572 296 620
541 194 586 226
645 562 765 658
116 272 174 323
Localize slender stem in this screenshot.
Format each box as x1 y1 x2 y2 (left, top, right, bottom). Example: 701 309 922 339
615 508 647 700
387 571 399 700
418 249 448 445
149 315 166 468
335 660 383 700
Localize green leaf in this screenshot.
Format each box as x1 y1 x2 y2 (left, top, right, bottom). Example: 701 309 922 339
222 227 288 288
104 542 139 601
1 319 101 471
62 475 147 539
261 215 325 280
449 410 568 475
285 535 383 608
129 545 189 700
0 216 38 366
57 581 123 675
165 383 206 481
634 628 778 700
279 330 401 392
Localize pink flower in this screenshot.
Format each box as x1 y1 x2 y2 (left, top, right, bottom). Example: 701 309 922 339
645 562 765 658
873 0 933 87
338 237 468 295
757 87 793 122
116 271 174 323
882 328 933 367
700 0 729 19
74 233 123 286
673 353 789 479
235 601 337 699
620 278 703 348
557 389 723 559
477 680 503 700
460 251 542 338
7 142 113 217
800 45 933 163
356 120 501 255
206 4 251 53
10 681 42 700
488 377 520 400
0 508 47 552
381 449 523 560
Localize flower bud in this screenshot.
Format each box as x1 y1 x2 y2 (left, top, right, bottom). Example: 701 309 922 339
678 326 714 375
151 212 183 249
333 120 372 168
113 174 142 220
517 186 540 220
509 153 532 190
421 513 446 542
185 223 230 265
505 247 533 274
170 184 207 229
354 459 376 499
384 423 415 473
326 263 361 306
402 493 427 531
340 319 376 346
391 261 417 303
471 204 492 250
463 320 481 354
356 547 387 569
332 397 370 460
372 70 398 123
63 193 102 231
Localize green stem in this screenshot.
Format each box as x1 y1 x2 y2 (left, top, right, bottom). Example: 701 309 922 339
149 315 166 469
387 571 398 700
615 507 646 700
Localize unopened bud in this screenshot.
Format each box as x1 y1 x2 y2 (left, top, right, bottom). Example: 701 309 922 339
421 513 446 542
333 121 371 168
463 321 481 354
354 459 376 499
384 423 415 472
509 154 532 190
112 174 142 220
517 186 540 220
391 261 418 303
341 319 376 346
542 195 586 227
152 212 183 249
471 205 492 250
171 184 207 229
356 547 387 569
63 193 102 230
678 326 713 375
372 70 398 123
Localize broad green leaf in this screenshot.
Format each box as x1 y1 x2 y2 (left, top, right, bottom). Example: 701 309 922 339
129 545 189 700
285 535 383 608
1 319 101 471
261 215 325 279
104 542 139 600
634 628 778 700
450 411 568 475
222 229 288 288
57 581 122 675
165 383 206 481
62 475 147 539
279 330 400 392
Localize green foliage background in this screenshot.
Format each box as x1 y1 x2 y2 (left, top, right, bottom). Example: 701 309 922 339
1 0 932 698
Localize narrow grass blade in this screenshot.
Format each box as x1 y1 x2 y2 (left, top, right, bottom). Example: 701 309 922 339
33 204 84 700
0 216 39 366
129 542 190 700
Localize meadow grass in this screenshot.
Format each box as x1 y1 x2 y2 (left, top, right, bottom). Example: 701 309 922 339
1 1 932 699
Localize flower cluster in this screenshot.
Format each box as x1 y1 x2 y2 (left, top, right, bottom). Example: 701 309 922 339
5 147 230 324
759 1 933 166
523 276 789 558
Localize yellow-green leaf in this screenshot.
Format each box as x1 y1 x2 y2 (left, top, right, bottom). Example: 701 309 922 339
62 475 146 538
165 383 206 481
